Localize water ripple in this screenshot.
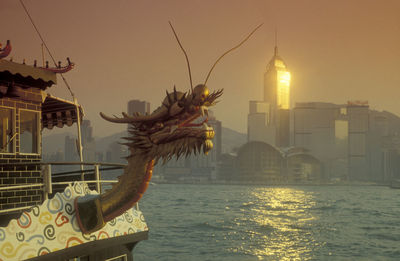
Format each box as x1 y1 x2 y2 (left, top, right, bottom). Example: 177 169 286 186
134 184 400 261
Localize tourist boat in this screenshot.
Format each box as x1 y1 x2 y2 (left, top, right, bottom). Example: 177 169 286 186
0 40 148 261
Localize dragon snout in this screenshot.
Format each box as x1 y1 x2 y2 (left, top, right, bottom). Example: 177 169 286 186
202 126 214 154
202 126 215 140
204 139 213 154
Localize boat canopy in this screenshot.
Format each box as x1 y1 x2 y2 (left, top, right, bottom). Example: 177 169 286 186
42 94 83 129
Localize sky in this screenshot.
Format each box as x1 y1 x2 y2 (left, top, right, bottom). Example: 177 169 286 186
1 0 400 137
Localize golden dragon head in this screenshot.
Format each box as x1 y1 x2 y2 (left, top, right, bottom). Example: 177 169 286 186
100 84 222 162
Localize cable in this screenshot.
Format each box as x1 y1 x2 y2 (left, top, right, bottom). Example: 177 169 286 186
19 0 75 98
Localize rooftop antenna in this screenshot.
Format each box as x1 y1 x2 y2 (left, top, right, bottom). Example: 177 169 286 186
274 27 278 56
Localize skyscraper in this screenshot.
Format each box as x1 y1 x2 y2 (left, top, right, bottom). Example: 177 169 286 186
264 44 291 147
127 100 151 132
248 39 291 147
81 120 96 162
127 100 150 116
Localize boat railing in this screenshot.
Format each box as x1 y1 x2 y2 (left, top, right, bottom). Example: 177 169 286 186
0 161 136 215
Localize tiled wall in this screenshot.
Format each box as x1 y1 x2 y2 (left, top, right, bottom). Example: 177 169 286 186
0 87 43 212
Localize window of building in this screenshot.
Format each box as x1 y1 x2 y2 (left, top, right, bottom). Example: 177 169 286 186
0 107 15 153
19 110 39 154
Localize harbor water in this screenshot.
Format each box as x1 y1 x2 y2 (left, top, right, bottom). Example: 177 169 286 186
134 184 400 260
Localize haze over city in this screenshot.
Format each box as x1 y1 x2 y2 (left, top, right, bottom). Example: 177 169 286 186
1 0 399 137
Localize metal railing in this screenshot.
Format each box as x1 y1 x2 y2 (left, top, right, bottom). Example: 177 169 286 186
0 161 131 214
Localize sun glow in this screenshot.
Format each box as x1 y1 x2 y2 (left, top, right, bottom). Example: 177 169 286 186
241 187 318 260
277 70 291 109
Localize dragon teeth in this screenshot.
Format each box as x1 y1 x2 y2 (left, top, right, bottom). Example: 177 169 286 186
203 140 213 154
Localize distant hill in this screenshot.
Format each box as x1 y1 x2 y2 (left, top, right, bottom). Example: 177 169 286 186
95 131 128 152
42 126 247 155
221 127 247 154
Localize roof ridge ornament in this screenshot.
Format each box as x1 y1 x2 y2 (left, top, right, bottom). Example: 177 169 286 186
40 57 75 73
0 40 12 59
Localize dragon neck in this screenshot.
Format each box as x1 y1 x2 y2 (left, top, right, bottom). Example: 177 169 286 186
99 152 154 222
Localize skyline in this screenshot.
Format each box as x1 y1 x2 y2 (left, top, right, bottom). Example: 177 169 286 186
1 0 399 137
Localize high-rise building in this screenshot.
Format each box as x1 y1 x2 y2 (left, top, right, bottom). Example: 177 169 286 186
264 45 291 147
127 100 150 132
65 135 79 162
293 101 370 181
293 102 347 180
248 42 291 147
127 100 150 116
81 120 96 162
264 46 291 111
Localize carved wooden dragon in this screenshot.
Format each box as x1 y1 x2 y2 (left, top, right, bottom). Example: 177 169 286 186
75 23 262 234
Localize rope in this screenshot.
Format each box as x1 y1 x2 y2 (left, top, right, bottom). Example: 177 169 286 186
19 0 75 98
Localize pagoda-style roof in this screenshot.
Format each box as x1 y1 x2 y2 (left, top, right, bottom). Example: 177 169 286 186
0 40 75 89
0 59 57 88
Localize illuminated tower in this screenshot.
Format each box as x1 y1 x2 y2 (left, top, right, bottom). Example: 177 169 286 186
248 33 291 147
263 39 291 147
264 46 291 111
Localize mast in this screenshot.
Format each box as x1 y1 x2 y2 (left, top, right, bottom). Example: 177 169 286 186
74 97 84 178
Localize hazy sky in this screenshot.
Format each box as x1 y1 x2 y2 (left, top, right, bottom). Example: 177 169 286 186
1 0 399 137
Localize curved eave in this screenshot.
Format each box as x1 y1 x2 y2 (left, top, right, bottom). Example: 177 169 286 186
0 59 56 88
42 94 84 129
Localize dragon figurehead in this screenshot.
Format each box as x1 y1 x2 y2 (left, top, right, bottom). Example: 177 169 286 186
100 84 222 161
75 23 262 234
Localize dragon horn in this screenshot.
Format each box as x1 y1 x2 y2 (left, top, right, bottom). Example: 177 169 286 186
166 90 172 104
173 85 178 100
100 109 167 123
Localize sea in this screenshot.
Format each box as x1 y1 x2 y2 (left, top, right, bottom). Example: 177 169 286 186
133 184 400 261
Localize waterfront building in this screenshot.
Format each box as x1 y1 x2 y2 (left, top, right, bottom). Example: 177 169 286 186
347 102 369 181
216 153 237 182
236 141 285 184
293 101 400 183
286 149 322 183
368 110 400 182
293 102 345 180
216 141 323 184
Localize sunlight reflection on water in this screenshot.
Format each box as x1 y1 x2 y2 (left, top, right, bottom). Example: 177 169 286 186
235 187 318 260
135 184 400 261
